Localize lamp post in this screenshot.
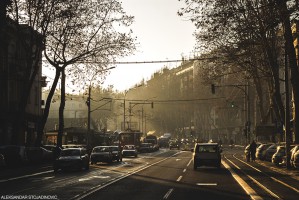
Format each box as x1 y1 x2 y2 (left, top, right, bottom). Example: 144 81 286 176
86 66 115 147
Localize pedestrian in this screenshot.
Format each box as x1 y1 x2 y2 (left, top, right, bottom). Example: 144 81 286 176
249 140 257 161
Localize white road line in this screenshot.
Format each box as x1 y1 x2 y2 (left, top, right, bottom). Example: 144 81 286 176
163 188 174 199
196 183 217 186
183 168 186 173
176 176 182 182
187 158 192 167
0 170 53 183
222 160 263 200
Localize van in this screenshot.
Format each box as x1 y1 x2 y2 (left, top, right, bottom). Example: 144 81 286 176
191 143 222 169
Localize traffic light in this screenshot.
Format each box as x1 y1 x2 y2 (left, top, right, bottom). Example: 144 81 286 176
231 101 235 108
211 84 215 94
86 98 90 107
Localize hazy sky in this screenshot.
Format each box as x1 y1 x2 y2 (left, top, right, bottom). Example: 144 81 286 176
103 0 196 91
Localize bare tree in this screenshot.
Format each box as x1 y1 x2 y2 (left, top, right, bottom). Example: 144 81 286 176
38 0 136 147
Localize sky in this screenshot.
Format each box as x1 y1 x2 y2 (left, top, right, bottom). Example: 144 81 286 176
102 0 197 91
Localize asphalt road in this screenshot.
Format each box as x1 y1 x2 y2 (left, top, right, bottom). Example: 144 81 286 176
0 146 298 200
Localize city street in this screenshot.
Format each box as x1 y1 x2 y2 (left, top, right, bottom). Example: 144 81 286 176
0 146 298 200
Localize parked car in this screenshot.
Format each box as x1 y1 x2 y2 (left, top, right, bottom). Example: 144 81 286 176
272 146 286 166
53 148 89 172
293 149 299 169
110 146 122 162
192 143 222 169
256 143 273 160
263 144 278 161
0 153 6 168
139 143 152 153
122 145 138 158
244 144 251 162
169 139 180 150
0 145 27 166
90 146 113 164
26 147 53 163
290 145 299 167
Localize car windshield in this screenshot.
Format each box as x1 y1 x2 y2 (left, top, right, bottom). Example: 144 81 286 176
196 145 218 153
124 145 135 150
93 147 110 153
60 149 80 156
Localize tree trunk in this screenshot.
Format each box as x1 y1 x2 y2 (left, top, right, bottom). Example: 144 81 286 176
57 69 66 148
35 68 61 146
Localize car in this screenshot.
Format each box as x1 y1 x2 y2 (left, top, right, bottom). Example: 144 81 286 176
192 143 222 169
255 143 273 160
139 143 152 153
169 139 180 150
290 145 299 167
90 146 113 164
110 146 122 162
263 144 279 161
122 145 138 158
53 148 89 172
26 147 54 163
244 144 251 161
0 145 27 166
293 149 299 169
0 153 6 168
272 146 286 166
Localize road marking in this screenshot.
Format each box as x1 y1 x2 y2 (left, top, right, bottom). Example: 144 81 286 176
222 160 263 200
187 158 192 167
183 168 186 173
176 176 182 182
196 183 217 186
0 170 53 183
78 175 110 182
163 188 174 199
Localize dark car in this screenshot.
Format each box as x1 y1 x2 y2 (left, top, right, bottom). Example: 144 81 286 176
192 143 222 169
0 145 27 166
272 146 286 166
0 153 6 168
293 149 299 169
139 143 152 153
256 143 273 160
26 147 54 163
110 146 122 162
53 148 89 172
263 144 278 161
290 145 299 167
90 146 113 164
244 144 251 161
169 140 180 150
122 145 138 158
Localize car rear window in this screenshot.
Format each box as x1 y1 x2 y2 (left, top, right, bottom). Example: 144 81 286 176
93 147 110 153
60 149 80 156
196 145 217 153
